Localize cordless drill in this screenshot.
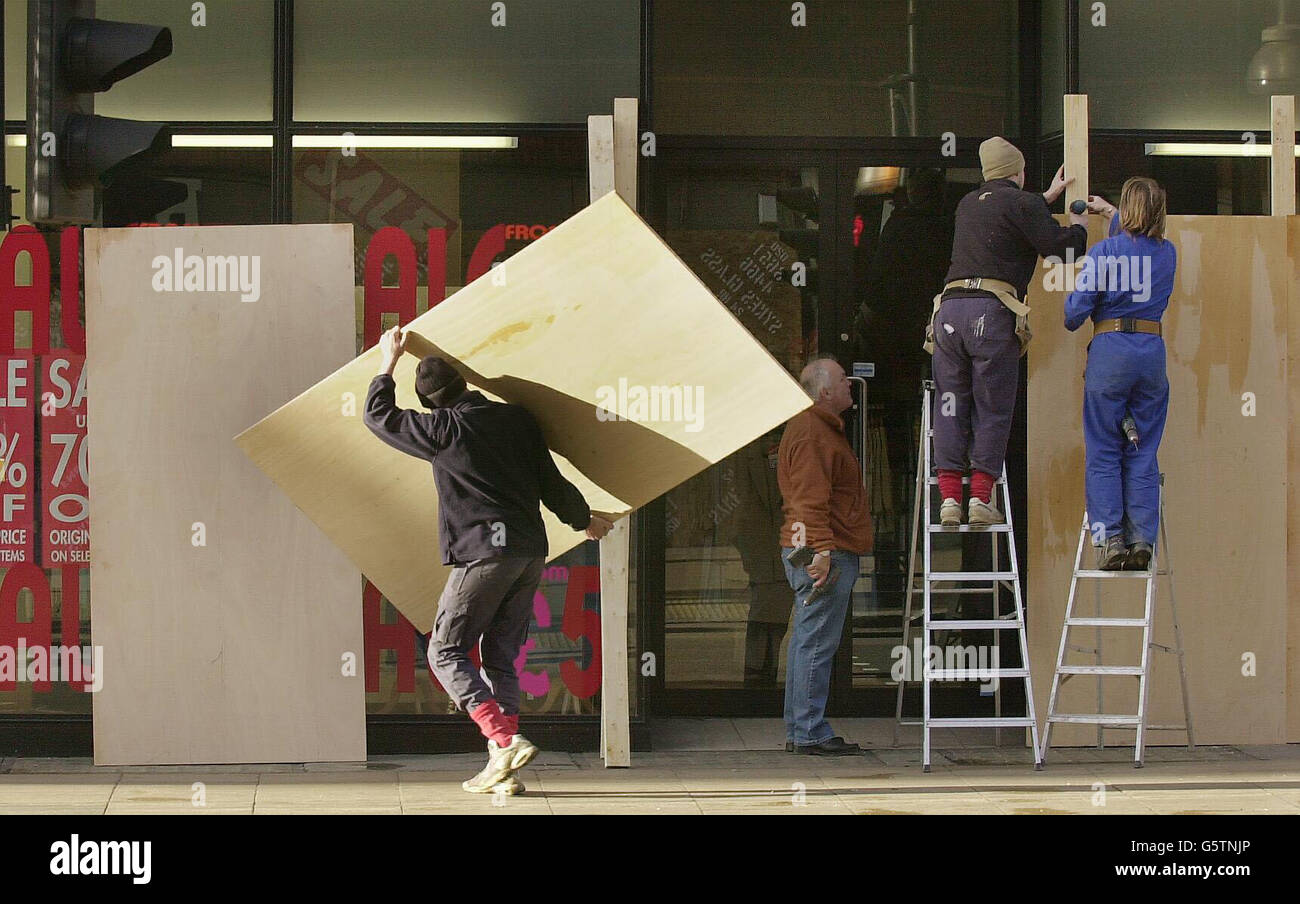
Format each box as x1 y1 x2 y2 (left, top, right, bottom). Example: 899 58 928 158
786 546 839 606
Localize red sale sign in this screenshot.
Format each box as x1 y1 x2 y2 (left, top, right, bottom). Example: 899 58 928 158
0 356 36 564
40 354 88 567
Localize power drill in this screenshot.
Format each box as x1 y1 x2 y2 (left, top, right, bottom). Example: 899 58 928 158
786 546 839 606
1121 414 1139 448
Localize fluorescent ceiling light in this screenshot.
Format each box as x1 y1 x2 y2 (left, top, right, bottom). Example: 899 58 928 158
172 134 273 148
1144 142 1300 157
10 134 271 149
291 135 518 149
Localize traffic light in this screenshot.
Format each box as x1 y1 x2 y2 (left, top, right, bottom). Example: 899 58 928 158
27 0 173 225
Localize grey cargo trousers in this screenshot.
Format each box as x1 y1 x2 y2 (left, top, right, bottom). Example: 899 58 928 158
429 556 545 715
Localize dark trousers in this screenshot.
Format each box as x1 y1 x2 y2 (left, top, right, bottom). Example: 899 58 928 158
429 556 544 715
931 294 1020 476
744 621 786 687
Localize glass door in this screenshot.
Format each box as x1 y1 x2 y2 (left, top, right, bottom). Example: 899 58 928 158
832 152 1024 718
648 148 834 715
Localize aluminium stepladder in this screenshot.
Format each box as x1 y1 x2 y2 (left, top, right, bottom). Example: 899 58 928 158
892 380 1042 771
1038 478 1194 768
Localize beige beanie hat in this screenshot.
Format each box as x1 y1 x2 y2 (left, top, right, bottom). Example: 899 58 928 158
979 137 1025 182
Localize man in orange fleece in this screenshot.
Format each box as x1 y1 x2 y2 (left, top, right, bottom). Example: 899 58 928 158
777 355 873 755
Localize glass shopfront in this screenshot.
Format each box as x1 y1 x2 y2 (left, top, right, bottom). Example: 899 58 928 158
1 0 1279 752
643 147 1007 717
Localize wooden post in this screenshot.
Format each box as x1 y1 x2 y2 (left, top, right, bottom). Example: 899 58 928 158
1273 95 1296 216
588 105 633 767
587 114 614 201
613 97 638 209
1063 94 1089 212
599 518 631 766
1282 94 1300 740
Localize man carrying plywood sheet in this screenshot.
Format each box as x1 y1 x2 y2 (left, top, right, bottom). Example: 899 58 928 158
364 325 614 794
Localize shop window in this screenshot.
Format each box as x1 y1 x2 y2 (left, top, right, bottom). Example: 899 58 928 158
653 0 1018 137
294 0 638 123
1080 0 1279 131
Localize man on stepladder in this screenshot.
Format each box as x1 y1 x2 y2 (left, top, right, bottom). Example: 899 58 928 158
926 137 1099 526
364 325 613 794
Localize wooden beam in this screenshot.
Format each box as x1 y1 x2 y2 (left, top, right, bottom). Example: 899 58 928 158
1064 94 1089 211
598 99 638 768
588 114 615 203
613 98 638 208
1273 95 1296 216
600 517 632 766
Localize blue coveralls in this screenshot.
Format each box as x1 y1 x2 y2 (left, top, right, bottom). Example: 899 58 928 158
1063 214 1176 546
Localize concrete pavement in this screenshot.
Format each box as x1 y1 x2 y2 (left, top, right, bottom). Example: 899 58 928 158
2 719 1296 814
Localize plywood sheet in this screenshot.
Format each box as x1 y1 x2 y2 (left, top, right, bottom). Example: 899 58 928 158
87 224 366 765
1028 215 1288 746
236 191 811 632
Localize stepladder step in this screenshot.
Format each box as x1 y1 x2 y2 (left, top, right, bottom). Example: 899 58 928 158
1047 713 1141 725
925 667 1028 680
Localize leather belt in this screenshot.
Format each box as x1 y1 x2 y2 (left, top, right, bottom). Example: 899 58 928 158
1093 317 1161 337
925 276 1032 356
940 277 1025 313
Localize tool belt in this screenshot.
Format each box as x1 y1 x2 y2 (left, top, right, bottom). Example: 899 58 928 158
923 277 1031 357
1093 317 1161 337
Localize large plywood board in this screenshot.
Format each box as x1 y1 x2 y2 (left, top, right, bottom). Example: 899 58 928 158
87 224 366 765
1028 216 1289 746
237 191 812 633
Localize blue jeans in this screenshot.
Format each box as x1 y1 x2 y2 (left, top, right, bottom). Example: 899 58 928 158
781 548 858 746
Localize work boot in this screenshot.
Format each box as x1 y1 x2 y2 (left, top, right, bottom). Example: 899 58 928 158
460 734 539 793
968 497 1004 526
1125 542 1153 572
939 498 963 526
1098 535 1127 570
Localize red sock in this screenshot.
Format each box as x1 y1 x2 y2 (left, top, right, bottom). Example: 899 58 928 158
970 470 995 504
503 713 519 737
469 700 514 747
937 469 964 501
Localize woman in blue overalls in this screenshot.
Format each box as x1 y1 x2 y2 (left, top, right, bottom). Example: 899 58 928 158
1064 177 1176 571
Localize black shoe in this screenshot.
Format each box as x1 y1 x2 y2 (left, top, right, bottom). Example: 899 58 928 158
1124 542 1152 571
1098 536 1127 570
792 736 863 756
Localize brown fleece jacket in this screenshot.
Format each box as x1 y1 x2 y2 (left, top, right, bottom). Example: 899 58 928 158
777 406 873 555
